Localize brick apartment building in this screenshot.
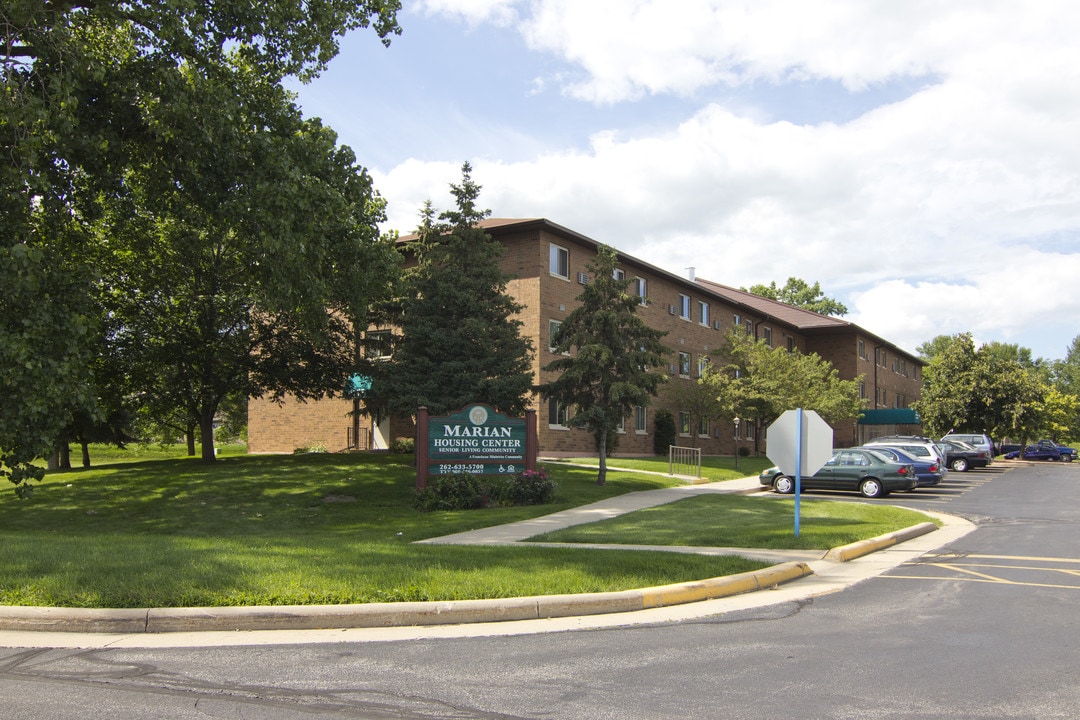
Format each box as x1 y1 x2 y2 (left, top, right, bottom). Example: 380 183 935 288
247 218 924 456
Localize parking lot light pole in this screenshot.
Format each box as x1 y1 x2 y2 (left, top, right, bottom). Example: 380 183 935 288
734 417 741 471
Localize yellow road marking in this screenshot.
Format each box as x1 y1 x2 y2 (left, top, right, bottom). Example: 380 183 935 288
884 575 1080 590
932 564 1018 583
929 553 1080 564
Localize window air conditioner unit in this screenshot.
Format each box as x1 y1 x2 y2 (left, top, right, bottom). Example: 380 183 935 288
668 305 677 315
577 272 589 285
713 320 722 330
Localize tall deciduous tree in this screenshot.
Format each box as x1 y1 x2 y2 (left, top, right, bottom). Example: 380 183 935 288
718 331 863 443
101 57 399 462
539 245 669 485
914 333 1047 443
388 163 535 418
2 1 401 491
745 277 848 317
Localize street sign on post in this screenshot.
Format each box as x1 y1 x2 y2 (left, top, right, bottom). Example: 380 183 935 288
766 408 834 536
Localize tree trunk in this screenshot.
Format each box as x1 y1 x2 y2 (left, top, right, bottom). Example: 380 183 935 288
200 409 216 462
186 424 197 456
58 442 71 470
80 441 91 468
596 426 608 486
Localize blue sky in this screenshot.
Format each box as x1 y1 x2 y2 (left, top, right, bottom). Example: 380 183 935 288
289 1 1080 362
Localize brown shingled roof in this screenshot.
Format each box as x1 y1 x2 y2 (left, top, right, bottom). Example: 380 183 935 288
692 277 851 331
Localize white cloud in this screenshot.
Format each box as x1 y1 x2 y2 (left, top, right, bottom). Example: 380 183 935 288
413 0 519 26
368 1 1080 360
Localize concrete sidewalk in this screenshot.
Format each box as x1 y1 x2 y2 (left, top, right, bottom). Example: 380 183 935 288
417 474 825 564
0 474 974 646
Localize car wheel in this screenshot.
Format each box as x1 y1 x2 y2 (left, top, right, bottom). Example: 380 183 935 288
950 457 969 472
773 475 795 494
1063 454 1074 463
859 478 885 498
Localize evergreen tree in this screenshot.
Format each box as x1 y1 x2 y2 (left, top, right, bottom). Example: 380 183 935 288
389 163 534 417
539 245 668 485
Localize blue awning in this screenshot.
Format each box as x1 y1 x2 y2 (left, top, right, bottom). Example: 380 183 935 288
858 408 920 425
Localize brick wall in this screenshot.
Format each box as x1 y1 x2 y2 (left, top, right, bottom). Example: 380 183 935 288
246 219 923 458
247 395 354 454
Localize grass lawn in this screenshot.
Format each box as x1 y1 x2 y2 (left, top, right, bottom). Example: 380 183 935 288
0 450 771 609
529 494 938 550
0 448 934 609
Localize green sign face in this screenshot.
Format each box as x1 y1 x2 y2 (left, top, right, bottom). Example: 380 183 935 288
428 404 526 476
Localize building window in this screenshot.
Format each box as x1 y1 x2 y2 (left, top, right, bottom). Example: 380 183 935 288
548 399 569 427
678 411 691 436
698 301 710 327
634 406 647 433
549 243 569 279
763 327 773 347
678 351 691 377
859 381 866 399
697 355 710 378
745 422 755 441
678 293 691 320
698 416 710 438
548 319 565 354
786 335 794 352
364 330 392 359
733 313 741 327
633 277 647 305
880 388 888 406
745 320 753 336
858 339 865 360
613 268 625 281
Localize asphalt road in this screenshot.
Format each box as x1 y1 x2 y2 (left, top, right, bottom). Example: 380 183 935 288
2 460 1078 719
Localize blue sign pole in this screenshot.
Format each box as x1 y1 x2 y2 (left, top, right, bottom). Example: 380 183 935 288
794 407 803 537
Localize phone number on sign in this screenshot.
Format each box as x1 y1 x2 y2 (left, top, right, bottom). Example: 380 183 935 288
437 463 486 475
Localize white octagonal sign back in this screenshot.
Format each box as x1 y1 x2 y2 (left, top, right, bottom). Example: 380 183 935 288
766 409 834 477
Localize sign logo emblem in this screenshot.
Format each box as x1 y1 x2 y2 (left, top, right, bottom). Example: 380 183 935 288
468 406 488 426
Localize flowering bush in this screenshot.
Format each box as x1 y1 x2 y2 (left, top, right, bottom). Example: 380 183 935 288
508 467 557 506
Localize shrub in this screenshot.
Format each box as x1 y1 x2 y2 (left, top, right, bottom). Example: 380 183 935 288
390 437 415 454
738 445 751 457
414 473 487 511
653 410 676 455
507 467 557 505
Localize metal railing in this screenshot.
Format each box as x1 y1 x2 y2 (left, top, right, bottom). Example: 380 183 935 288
347 427 371 451
669 445 702 479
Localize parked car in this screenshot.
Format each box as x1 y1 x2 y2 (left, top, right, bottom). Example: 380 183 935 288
1004 444 1074 461
942 433 996 459
759 448 918 498
860 445 944 487
864 435 949 466
1037 440 1077 460
937 439 991 472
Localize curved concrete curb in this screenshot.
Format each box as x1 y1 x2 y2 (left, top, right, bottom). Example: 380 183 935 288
823 521 938 562
0 562 813 635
